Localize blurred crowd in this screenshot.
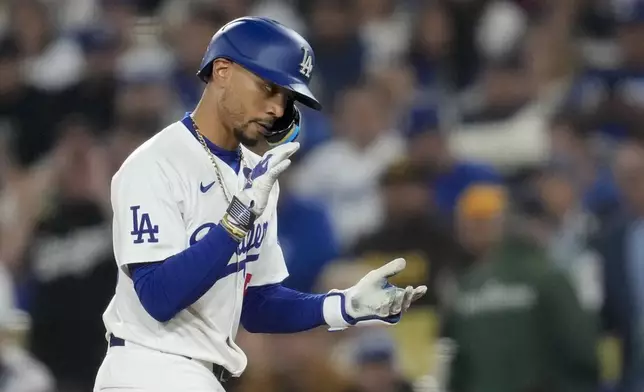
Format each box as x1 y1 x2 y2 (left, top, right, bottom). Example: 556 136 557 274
0 0 643 391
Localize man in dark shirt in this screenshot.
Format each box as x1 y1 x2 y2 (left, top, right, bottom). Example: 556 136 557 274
21 122 116 392
0 37 59 168
442 185 599 392
352 158 460 306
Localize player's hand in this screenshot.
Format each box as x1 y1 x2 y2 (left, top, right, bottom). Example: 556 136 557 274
237 142 299 215
220 142 299 241
322 258 427 331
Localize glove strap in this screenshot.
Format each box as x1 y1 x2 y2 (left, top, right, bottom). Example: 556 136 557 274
221 196 256 242
323 291 351 331
322 290 403 332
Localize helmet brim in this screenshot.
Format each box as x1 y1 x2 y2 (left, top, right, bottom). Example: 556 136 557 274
241 62 322 111
287 82 322 111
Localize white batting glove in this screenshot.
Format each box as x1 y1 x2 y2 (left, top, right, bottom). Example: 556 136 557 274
322 258 427 331
221 142 299 241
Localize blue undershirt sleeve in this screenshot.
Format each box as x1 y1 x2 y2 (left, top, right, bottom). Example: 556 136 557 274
128 224 239 322
240 283 326 333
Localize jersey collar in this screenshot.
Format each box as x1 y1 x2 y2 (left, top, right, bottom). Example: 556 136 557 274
181 112 241 161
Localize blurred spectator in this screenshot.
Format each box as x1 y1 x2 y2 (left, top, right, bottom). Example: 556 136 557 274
546 112 620 222
369 65 417 126
7 119 116 392
291 84 405 250
351 158 460 306
597 140 644 392
215 0 252 20
475 1 528 69
458 1 538 123
345 329 414 392
250 0 307 33
136 0 166 15
55 0 102 31
533 167 604 315
564 0 644 140
579 0 618 51
406 2 453 93
99 0 139 48
305 0 365 107
442 184 599 392
406 108 502 217
473 0 573 122
166 3 224 112
8 0 85 92
59 27 121 134
356 0 411 75
461 0 579 124
0 36 59 168
459 55 536 123
115 20 175 121
294 105 334 158
0 262 53 392
523 16 577 94
440 0 488 91
113 71 177 135
277 170 339 293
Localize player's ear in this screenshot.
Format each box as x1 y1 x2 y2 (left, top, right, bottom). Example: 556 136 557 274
211 59 232 84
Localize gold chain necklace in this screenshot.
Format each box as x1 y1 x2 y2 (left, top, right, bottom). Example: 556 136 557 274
190 116 245 204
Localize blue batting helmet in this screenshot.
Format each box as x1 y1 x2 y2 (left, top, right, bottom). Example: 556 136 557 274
197 16 321 111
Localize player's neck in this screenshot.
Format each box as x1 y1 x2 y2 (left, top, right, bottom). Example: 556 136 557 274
192 98 240 151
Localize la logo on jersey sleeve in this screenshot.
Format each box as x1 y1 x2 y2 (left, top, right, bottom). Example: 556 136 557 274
130 205 159 244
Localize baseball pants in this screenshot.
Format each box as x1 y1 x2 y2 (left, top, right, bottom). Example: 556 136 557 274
93 340 226 392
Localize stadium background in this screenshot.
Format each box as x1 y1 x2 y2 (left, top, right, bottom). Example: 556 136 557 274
0 0 643 391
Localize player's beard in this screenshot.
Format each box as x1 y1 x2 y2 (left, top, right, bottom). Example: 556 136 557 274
233 123 259 147
221 88 261 148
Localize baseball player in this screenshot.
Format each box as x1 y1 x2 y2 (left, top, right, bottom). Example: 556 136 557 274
93 17 427 392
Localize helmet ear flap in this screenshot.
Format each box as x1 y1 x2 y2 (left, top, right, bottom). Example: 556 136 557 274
265 100 301 147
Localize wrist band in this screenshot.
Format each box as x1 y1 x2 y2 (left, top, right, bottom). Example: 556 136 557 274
220 196 256 241
221 214 247 242
227 196 256 230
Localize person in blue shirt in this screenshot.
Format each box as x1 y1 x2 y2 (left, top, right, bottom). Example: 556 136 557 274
277 168 339 293
547 112 621 225
405 106 502 216
563 1 644 141
596 140 644 392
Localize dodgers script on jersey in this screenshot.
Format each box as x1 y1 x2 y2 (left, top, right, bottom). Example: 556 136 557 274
101 116 286 376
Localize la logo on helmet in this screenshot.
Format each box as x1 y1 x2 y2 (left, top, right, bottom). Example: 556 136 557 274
299 47 313 78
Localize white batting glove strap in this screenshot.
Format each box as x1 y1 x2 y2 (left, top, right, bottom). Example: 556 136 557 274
236 142 299 216
322 291 401 332
322 291 351 331
322 258 428 332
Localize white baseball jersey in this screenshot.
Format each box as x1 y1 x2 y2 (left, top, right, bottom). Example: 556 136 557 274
101 115 288 376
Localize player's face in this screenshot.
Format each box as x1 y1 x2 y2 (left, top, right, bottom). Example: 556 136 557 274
221 64 289 147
